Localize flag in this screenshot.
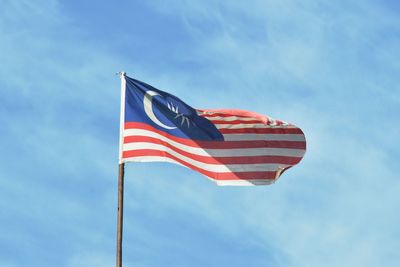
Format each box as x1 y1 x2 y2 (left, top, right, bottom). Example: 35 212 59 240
119 74 306 186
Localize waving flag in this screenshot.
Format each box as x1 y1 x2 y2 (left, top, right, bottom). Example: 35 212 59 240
119 74 306 186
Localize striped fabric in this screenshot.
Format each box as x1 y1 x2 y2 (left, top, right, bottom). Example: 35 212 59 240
121 104 306 186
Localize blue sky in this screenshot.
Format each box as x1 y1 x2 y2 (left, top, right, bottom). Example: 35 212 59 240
1 0 400 266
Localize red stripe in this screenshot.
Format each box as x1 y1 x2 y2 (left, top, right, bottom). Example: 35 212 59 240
218 127 303 134
197 109 291 127
207 119 264 124
124 135 305 149
125 122 203 146
199 113 258 119
206 118 286 126
122 150 277 181
125 122 303 136
124 122 305 147
197 109 269 119
123 141 302 164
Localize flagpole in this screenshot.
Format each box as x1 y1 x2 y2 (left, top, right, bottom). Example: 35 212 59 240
116 162 125 267
116 72 126 267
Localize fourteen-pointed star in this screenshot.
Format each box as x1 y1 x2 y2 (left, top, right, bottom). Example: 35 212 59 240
168 102 190 128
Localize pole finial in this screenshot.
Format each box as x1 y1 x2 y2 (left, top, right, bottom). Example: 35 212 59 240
116 71 126 78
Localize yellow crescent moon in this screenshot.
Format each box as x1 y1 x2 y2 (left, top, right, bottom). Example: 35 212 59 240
144 90 177 130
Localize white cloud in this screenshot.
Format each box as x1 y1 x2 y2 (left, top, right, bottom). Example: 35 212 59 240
1 0 399 266
138 1 400 266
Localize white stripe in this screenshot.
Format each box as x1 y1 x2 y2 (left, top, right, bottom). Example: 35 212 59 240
223 133 305 141
202 116 261 122
123 135 305 158
215 179 275 186
215 123 278 129
123 156 184 166
124 129 306 150
123 143 289 172
122 156 277 186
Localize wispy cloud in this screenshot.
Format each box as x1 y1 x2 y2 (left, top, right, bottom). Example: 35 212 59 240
1 0 399 266
140 1 400 266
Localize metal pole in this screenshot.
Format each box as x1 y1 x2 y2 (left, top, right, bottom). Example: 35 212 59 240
116 71 126 267
116 163 125 267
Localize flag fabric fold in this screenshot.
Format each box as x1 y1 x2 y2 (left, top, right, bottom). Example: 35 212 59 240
119 74 306 186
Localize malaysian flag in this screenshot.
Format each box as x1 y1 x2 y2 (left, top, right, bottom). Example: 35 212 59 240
119 74 306 186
